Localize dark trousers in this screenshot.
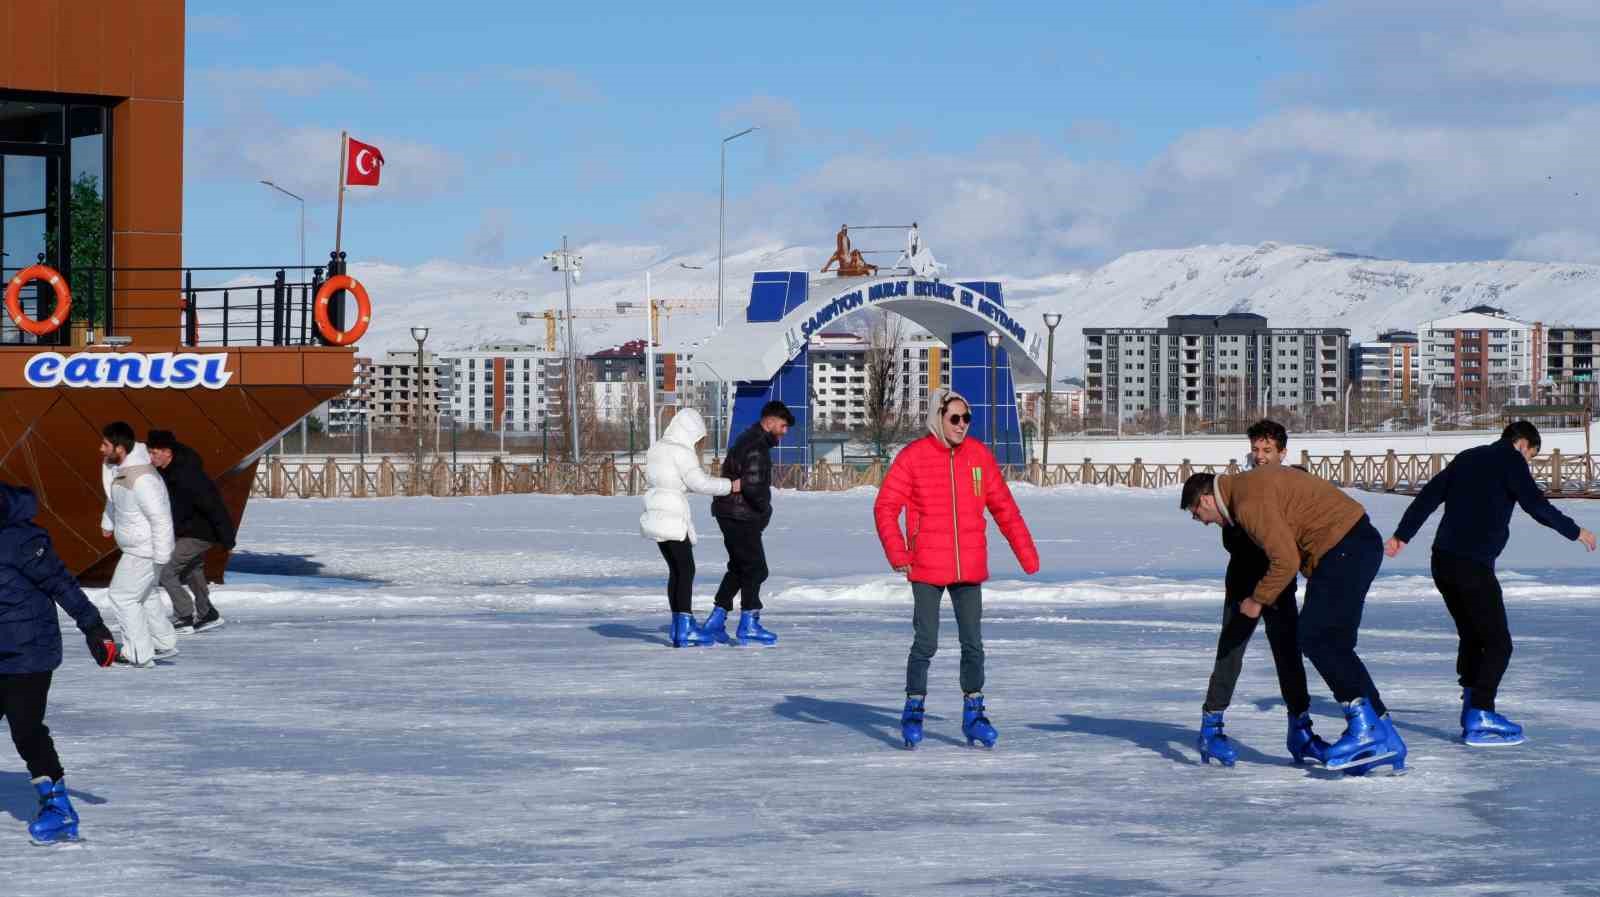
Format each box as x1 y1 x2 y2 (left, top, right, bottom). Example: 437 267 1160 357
0 671 63 782
906 582 984 696
712 518 767 612
1202 585 1312 716
657 539 696 615
1432 550 1512 711
1297 517 1388 717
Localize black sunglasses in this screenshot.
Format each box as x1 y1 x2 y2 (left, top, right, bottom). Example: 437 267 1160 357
947 413 972 425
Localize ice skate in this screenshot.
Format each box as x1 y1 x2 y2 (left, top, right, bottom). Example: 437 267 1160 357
700 607 732 645
670 612 712 648
1286 711 1329 766
27 778 79 846
1463 708 1526 747
1325 698 1397 771
1197 711 1238 767
736 611 777 646
901 696 926 749
962 693 997 748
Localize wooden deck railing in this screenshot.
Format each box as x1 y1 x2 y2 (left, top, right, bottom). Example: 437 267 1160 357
250 449 1600 499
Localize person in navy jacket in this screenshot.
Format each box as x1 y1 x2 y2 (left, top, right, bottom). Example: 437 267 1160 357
1386 421 1597 746
1 483 118 844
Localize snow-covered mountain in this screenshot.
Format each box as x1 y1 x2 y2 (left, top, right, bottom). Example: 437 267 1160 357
342 240 1600 377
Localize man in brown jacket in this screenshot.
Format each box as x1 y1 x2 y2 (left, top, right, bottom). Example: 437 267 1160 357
1181 465 1406 774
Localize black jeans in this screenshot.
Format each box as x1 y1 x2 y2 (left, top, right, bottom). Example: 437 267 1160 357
1298 517 1388 717
0 671 63 782
657 539 696 615
1202 584 1311 717
1432 550 1512 711
712 518 768 612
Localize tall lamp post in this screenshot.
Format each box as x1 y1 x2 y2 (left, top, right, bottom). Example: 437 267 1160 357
717 126 759 456
987 330 1001 451
1041 313 1062 477
411 326 430 493
543 238 584 462
258 180 305 274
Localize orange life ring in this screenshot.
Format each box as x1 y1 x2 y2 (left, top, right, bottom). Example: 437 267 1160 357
313 275 372 346
4 264 72 336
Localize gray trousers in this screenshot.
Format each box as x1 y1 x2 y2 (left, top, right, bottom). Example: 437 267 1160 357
160 537 215 620
906 582 984 696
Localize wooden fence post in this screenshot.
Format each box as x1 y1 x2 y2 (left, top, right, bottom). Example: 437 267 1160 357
1341 450 1354 486
1384 449 1398 491
1082 458 1093 484
378 459 395 497
1179 459 1192 481
323 458 337 498
598 458 614 496
1300 449 1311 469
1550 448 1563 495
270 458 284 498
1130 457 1144 488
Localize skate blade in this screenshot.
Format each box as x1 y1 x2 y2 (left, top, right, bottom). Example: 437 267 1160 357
30 835 84 849
1464 735 1526 747
1325 748 1397 771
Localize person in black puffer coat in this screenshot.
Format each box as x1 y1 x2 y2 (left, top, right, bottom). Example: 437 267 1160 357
147 431 236 634
705 400 794 645
1 482 118 844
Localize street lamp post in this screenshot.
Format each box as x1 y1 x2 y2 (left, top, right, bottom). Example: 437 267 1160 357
717 126 758 457
987 330 1001 451
543 238 584 462
411 326 430 493
258 180 305 274
1041 313 1062 479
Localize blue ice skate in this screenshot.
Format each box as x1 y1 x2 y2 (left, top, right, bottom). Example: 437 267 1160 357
700 606 732 645
1325 698 1398 772
962 694 998 748
670 613 712 648
736 611 777 646
28 778 79 846
1463 708 1526 747
901 696 926 749
1287 711 1330 766
1197 711 1238 767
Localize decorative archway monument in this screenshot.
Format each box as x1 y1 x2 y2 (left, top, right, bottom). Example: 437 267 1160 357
692 272 1047 465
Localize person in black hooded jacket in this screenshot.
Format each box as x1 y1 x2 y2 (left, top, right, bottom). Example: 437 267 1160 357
705 400 793 645
0 482 117 844
147 431 236 633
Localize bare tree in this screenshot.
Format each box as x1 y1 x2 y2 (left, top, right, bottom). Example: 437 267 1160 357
864 309 909 458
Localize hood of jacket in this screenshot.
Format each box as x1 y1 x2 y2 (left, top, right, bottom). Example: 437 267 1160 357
660 408 707 449
926 388 971 449
0 483 38 527
115 442 154 472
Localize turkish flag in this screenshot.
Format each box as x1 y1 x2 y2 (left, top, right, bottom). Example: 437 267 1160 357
345 137 384 186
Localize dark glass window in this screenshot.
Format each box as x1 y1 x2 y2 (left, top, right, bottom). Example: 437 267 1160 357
0 100 64 144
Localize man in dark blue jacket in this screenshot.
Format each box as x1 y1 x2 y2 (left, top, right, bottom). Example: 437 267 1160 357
706 400 793 645
1 483 118 845
1387 421 1597 747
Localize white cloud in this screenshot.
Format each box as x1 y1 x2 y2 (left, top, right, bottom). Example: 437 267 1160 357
186 123 465 202
201 63 369 97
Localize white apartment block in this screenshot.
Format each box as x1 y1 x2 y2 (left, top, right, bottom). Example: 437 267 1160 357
808 331 951 431
1417 306 1534 406
1084 314 1349 425
325 355 371 434
438 342 564 432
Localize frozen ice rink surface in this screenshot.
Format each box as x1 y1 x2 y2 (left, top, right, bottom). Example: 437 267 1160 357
7 486 1599 896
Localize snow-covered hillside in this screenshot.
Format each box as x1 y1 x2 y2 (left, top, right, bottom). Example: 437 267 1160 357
340 241 1600 378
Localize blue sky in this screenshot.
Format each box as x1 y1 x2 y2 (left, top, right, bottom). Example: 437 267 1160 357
183 1 1600 274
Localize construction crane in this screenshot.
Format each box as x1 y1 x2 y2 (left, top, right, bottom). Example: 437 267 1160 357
644 298 716 346
516 306 634 352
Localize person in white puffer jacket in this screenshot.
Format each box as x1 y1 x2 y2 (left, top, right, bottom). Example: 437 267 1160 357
640 408 739 647
98 422 178 668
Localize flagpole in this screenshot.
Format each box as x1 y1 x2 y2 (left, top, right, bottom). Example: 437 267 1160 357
335 130 348 253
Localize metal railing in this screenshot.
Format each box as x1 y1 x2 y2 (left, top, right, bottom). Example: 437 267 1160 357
3 256 354 348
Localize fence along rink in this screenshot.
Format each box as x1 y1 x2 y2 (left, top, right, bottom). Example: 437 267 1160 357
251 449 1600 499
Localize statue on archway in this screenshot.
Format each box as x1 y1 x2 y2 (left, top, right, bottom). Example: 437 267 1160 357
821 225 879 277
821 225 852 273
894 221 946 277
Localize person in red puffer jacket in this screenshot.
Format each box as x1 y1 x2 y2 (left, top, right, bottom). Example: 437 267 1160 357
873 388 1040 749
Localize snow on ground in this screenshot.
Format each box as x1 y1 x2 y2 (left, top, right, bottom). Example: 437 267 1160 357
6 486 1600 896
